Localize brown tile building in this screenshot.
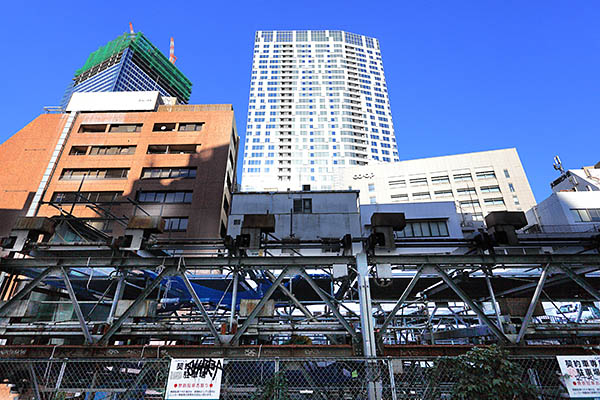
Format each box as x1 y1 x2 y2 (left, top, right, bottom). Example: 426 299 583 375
0 97 238 239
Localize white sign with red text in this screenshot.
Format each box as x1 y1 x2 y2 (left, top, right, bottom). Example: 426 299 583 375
165 358 223 400
557 355 600 398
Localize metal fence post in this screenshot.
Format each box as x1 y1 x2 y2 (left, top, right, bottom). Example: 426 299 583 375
387 358 398 400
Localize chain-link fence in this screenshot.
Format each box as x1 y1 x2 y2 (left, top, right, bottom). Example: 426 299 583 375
0 356 568 399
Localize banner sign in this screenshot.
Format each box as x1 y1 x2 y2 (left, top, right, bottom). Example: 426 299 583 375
557 355 600 398
165 358 223 400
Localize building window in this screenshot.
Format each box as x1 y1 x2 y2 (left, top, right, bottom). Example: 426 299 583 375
69 146 88 155
147 144 198 154
293 198 312 213
109 124 142 133
51 191 122 204
480 185 501 194
164 217 189 231
369 196 376 204
59 168 129 180
368 183 375 192
137 191 193 203
571 208 600 222
508 183 515 192
513 195 520 205
89 146 136 155
459 199 480 207
457 187 477 196
141 167 197 179
396 220 450 238
78 124 107 133
476 171 496 180
152 123 176 132
412 192 431 200
431 175 450 184
504 169 511 178
434 190 453 198
178 123 204 132
388 179 406 188
484 198 505 206
453 173 472 182
391 193 409 202
409 177 428 186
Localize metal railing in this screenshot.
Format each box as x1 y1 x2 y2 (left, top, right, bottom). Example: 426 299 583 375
0 356 568 399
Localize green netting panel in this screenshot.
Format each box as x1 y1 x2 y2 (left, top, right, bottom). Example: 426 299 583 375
75 33 132 76
74 33 192 101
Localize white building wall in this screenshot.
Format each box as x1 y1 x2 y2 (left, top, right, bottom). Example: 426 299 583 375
335 148 536 221
242 30 399 192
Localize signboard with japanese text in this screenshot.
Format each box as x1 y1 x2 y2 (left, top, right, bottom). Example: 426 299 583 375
165 358 223 400
557 355 600 398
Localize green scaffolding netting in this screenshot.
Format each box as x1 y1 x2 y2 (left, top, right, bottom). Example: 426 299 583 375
74 32 192 101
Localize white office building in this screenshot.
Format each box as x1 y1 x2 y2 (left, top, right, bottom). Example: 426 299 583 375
335 148 537 220
242 30 399 192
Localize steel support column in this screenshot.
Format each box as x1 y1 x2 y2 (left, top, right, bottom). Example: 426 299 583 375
99 267 176 345
434 266 510 343
107 274 125 325
516 265 550 344
177 268 222 344
229 269 239 332
485 275 504 334
60 267 93 344
356 253 377 357
230 267 290 344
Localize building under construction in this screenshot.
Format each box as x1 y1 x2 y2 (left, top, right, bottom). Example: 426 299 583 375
61 30 192 107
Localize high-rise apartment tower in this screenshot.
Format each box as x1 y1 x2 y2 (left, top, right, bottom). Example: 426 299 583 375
241 30 399 192
61 32 192 107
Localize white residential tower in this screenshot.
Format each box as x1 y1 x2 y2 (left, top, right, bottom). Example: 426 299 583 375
241 30 399 192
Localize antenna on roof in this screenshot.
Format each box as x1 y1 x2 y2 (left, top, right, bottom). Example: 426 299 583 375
169 37 177 64
553 155 565 174
129 22 135 35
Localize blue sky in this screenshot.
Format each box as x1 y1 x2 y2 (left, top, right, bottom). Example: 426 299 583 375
1 1 599 200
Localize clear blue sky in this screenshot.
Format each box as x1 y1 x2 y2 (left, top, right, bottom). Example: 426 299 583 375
1 1 599 200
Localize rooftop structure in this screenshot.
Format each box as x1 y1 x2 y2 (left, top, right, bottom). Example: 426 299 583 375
241 30 399 192
550 159 600 192
61 32 192 107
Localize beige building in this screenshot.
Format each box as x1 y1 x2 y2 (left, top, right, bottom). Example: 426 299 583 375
335 148 536 220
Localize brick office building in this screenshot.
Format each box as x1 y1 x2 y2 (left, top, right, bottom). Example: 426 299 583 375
0 91 238 239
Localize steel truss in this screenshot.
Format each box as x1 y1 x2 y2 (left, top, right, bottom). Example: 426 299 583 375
0 233 599 357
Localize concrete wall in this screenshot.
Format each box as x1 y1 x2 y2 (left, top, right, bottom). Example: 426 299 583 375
530 191 600 232
227 191 362 240
359 201 465 238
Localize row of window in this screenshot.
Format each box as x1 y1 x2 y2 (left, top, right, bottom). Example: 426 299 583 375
59 166 198 181
69 144 199 156
51 190 196 205
82 217 189 232
78 122 204 134
572 208 600 222
395 220 450 238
